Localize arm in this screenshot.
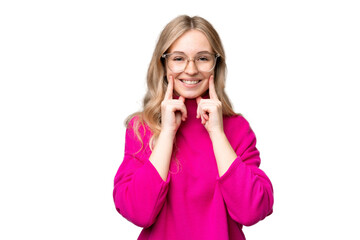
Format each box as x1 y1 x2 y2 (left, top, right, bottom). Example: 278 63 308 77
149 130 175 181
197 77 273 226
113 118 170 228
209 130 237 177
196 76 237 177
151 75 187 181
217 117 274 226
113 76 187 227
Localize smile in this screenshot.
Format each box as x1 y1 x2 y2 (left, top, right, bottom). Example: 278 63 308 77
180 79 201 85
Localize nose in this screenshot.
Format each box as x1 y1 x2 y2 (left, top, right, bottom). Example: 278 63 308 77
184 59 199 75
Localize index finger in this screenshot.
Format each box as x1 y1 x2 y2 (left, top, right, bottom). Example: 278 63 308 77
209 75 218 100
164 76 174 100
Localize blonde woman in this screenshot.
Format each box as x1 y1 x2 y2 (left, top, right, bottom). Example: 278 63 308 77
113 15 273 240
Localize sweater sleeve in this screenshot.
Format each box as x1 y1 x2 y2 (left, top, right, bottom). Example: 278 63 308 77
113 118 170 228
217 116 274 226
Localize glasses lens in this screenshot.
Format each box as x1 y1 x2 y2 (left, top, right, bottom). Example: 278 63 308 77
196 53 216 72
167 53 187 73
165 53 217 73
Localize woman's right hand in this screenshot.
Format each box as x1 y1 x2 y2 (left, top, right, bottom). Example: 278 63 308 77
160 76 187 136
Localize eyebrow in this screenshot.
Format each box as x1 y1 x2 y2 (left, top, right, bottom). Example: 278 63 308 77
170 51 214 55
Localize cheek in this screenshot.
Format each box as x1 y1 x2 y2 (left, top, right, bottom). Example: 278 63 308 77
167 72 181 81
206 71 214 78
174 79 182 91
201 70 213 79
171 74 182 95
201 80 210 90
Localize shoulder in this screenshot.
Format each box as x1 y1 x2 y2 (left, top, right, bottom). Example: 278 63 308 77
124 115 153 158
125 115 152 143
223 114 258 146
224 114 253 135
223 114 259 156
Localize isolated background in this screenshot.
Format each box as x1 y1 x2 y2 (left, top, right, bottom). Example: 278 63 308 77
1 0 359 239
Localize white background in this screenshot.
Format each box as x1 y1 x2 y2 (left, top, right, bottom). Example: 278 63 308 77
1 0 359 239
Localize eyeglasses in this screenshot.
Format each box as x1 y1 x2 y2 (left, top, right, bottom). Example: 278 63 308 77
162 52 220 73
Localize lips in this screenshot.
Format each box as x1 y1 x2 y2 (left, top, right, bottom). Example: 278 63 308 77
179 78 202 85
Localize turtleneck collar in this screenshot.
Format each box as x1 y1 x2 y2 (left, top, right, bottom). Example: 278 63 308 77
184 98 198 118
172 91 210 119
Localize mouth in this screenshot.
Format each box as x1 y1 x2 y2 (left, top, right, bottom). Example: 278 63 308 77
180 79 202 85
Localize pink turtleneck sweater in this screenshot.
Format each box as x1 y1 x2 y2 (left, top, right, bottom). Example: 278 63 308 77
113 98 273 240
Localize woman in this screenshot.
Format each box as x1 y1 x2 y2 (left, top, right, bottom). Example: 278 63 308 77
113 15 273 240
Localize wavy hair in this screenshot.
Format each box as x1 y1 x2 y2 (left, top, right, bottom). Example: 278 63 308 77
125 15 237 150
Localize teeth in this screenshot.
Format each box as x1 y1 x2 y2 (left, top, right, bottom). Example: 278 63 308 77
182 80 200 85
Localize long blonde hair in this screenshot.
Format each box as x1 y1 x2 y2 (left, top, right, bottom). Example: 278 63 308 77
126 15 237 148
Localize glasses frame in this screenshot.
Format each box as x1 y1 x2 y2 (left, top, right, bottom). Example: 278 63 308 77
161 52 220 73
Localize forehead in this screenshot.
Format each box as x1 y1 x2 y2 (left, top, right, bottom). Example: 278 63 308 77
168 29 212 54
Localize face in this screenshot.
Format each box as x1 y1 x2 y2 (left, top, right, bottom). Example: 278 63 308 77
166 30 215 99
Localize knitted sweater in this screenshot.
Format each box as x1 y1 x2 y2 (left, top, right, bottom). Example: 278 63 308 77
113 98 273 239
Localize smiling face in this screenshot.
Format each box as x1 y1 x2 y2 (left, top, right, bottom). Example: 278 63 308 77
166 30 215 99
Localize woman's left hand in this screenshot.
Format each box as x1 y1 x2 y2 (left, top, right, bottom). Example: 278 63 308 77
196 75 224 137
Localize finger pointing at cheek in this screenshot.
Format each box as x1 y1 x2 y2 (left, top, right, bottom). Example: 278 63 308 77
209 75 218 100
165 76 174 100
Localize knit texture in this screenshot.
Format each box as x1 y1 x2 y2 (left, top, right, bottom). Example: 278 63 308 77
113 98 273 240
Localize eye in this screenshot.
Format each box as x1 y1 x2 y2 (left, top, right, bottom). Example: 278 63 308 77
197 55 211 61
171 55 185 61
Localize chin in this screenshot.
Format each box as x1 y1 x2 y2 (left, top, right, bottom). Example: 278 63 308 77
178 91 206 99
183 95 198 100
